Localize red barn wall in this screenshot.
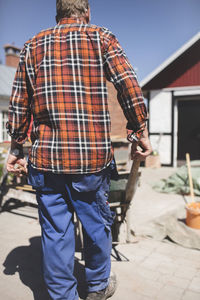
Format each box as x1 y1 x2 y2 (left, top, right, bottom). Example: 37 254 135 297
142 39 200 91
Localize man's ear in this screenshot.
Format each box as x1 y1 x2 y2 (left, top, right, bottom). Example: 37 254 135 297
85 7 91 23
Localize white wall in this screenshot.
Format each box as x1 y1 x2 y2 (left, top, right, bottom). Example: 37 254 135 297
150 135 171 165
0 111 2 142
149 90 172 165
0 97 10 142
149 90 172 133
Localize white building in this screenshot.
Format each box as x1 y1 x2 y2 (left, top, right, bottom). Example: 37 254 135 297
0 45 21 143
141 32 200 167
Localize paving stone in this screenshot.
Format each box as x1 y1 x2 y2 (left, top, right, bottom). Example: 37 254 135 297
113 292 150 300
129 247 154 258
136 238 161 250
112 252 148 264
195 270 200 278
157 262 177 275
156 242 177 255
133 278 163 298
174 266 197 280
169 276 191 290
140 252 175 271
148 252 174 264
181 290 200 300
156 285 185 300
115 243 153 262
132 255 148 264
188 249 200 258
188 277 200 293
137 267 160 281
170 246 194 259
179 250 200 265
175 257 200 269
157 274 190 289
157 274 173 284
140 258 160 270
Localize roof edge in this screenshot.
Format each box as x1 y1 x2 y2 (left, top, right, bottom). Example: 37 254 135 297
141 32 200 88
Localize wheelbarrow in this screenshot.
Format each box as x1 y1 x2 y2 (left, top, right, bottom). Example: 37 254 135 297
109 159 141 243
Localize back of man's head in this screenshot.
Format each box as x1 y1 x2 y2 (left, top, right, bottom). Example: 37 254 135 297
56 0 89 21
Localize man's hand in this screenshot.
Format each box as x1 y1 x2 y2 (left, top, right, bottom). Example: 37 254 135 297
7 154 28 176
7 139 28 176
131 127 152 161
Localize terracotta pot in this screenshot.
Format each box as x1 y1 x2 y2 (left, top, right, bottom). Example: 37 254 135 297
186 202 200 229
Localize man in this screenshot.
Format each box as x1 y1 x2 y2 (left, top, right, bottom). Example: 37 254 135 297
6 0 152 299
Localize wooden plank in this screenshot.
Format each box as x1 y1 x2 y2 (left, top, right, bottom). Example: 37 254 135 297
15 185 35 192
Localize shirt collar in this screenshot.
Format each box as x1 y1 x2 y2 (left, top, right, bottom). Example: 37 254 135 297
58 17 87 25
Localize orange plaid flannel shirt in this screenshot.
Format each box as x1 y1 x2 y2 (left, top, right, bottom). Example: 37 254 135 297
7 17 147 174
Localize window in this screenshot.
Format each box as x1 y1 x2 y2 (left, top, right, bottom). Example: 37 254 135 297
2 111 10 141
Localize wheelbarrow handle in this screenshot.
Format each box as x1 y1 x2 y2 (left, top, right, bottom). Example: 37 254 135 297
125 159 140 203
125 159 140 243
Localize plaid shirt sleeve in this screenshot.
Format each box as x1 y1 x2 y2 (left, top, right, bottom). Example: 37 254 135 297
7 44 32 143
103 33 147 139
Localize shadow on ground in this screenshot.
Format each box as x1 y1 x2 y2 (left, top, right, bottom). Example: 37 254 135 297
2 236 86 300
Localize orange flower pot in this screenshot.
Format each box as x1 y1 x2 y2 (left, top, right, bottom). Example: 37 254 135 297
186 202 200 229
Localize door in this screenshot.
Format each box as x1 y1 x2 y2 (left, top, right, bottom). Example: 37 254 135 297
177 99 200 161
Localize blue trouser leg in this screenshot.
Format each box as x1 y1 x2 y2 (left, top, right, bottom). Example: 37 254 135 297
28 163 115 299
66 171 114 292
36 189 79 300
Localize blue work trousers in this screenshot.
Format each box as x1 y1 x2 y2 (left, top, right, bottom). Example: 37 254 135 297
28 163 115 300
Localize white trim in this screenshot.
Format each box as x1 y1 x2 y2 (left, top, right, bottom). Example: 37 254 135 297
141 32 200 88
158 86 200 97
0 111 2 143
173 100 178 168
162 85 200 92
174 89 200 96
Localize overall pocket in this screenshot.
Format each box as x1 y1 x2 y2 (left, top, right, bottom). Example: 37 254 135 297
96 187 115 231
95 167 116 231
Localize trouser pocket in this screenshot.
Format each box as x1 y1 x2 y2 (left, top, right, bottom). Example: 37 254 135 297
95 168 115 231
28 161 67 192
27 162 45 190
71 164 116 231
96 188 115 231
72 172 103 192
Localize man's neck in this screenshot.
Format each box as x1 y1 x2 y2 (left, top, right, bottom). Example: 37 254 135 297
71 14 89 24
57 14 90 25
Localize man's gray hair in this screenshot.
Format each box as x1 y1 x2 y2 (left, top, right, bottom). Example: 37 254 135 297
56 0 89 20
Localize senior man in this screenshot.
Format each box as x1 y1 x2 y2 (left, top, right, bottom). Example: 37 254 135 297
6 0 152 299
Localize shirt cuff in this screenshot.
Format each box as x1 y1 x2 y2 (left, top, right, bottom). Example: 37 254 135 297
6 122 27 144
126 122 146 141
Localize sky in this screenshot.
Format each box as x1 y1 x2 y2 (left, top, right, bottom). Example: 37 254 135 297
0 0 200 82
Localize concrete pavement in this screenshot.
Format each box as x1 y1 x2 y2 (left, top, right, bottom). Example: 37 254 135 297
0 166 200 300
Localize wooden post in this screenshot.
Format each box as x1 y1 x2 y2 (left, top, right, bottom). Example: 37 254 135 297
186 153 194 201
